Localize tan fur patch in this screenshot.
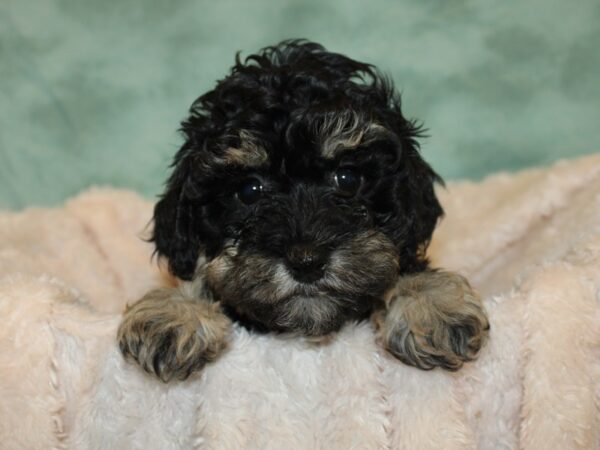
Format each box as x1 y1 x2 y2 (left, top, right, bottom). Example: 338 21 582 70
276 295 342 335
319 111 387 159
117 286 231 382
374 270 489 370
223 130 268 167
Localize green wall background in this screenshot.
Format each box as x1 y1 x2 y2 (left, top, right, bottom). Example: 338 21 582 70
1 0 599 210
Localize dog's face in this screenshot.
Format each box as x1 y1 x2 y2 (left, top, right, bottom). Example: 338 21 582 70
153 41 443 336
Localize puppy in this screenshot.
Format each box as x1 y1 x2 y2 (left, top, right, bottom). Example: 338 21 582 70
118 40 489 382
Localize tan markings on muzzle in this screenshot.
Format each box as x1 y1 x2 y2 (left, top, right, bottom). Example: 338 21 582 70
276 295 341 334
204 245 236 288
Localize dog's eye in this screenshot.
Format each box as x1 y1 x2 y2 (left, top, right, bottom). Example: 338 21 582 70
334 169 362 196
237 178 264 204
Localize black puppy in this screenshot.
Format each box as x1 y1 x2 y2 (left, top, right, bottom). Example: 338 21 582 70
118 40 489 382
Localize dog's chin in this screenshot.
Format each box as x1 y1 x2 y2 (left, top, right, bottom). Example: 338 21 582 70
272 293 352 336
223 289 376 337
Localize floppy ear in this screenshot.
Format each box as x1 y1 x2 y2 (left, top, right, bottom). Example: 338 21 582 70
384 128 444 273
152 144 203 281
372 114 443 273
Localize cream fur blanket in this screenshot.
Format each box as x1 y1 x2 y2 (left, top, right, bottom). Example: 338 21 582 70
1 155 600 450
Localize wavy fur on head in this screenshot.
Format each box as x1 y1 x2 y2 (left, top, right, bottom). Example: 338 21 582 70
118 39 488 381
154 39 442 280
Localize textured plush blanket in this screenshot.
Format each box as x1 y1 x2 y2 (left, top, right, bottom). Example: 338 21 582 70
1 154 600 450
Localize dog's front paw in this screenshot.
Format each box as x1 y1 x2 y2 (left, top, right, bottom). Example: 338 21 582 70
374 271 489 371
117 288 231 382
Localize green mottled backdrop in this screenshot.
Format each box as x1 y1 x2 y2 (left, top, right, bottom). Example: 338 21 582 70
1 0 599 209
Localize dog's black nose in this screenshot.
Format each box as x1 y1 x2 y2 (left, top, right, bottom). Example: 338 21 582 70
285 243 327 283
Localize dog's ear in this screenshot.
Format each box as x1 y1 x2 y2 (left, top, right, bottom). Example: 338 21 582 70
396 134 444 271
152 143 204 281
382 125 444 272
402 140 444 264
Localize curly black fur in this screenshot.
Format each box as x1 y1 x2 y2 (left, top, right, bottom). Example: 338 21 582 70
152 39 443 335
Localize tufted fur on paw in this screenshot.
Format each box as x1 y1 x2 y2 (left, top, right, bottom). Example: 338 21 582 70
374 270 490 371
117 287 231 382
